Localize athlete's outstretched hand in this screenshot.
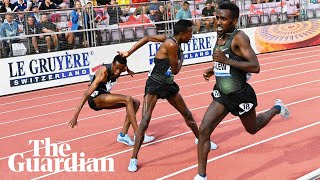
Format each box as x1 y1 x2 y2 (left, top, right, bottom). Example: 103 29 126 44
212 49 228 63
117 51 129 58
203 68 214 81
127 69 135 77
68 117 78 128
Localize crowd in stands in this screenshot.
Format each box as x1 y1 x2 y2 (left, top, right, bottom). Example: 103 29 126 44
0 0 319 58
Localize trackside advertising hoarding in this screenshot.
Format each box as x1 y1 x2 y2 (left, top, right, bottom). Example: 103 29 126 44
1 20 319 96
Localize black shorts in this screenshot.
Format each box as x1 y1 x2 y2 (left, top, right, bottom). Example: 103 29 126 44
211 83 258 116
87 90 110 111
145 77 180 99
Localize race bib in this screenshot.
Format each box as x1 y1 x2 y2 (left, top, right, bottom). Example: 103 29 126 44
214 62 231 77
105 80 117 92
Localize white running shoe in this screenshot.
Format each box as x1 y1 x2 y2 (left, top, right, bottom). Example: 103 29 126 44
128 158 138 172
134 134 155 144
195 138 218 150
194 174 207 180
275 99 290 119
117 134 134 146
143 134 155 143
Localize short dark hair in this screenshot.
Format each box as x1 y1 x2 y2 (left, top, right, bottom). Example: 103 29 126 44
183 1 189 5
219 1 239 19
173 19 193 35
113 55 127 65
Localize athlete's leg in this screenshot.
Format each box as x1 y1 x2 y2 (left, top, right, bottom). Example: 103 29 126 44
93 93 139 132
121 98 140 135
239 107 279 135
128 94 158 172
197 100 229 176
131 94 158 159
167 93 199 138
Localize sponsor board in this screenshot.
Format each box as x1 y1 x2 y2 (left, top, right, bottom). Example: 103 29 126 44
1 20 320 96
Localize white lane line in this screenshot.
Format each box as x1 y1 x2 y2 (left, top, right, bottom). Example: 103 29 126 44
156 120 320 180
1 81 318 161
2 49 320 105
30 96 320 180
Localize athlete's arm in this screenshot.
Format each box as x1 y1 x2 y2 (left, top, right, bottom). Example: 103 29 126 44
68 66 107 128
203 67 214 81
118 35 167 57
166 41 182 75
213 31 260 73
125 65 134 77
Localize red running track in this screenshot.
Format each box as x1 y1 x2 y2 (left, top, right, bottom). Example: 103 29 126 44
0 46 319 180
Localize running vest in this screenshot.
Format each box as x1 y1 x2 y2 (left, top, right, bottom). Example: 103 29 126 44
90 64 118 93
213 30 250 94
149 37 182 84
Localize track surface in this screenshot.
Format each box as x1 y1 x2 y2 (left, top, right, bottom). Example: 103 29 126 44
0 46 319 180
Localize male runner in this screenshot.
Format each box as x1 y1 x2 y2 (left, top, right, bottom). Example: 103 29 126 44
194 2 290 180
118 19 218 172
68 55 155 146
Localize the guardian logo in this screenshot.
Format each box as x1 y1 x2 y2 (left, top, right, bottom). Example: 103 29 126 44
8 138 114 172
8 51 91 87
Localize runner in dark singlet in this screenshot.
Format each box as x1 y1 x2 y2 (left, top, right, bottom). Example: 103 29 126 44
68 55 155 146
118 20 218 172
195 3 290 180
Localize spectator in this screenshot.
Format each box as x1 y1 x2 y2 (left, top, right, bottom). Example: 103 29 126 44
53 14 75 50
70 0 83 30
149 0 159 12
150 4 165 31
39 0 58 10
51 0 63 6
0 0 17 13
201 1 215 32
70 0 84 46
31 0 41 9
14 10 26 34
83 0 96 47
40 14 59 52
0 14 22 57
25 16 41 53
106 0 123 25
176 1 200 33
14 0 29 11
175 1 192 19
30 5 41 24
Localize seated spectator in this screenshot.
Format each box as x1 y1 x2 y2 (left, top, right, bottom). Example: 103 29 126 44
287 2 300 21
31 0 41 8
0 14 23 57
25 16 41 53
15 10 26 34
201 1 215 32
39 0 58 10
176 1 200 33
51 13 75 49
150 4 165 31
30 5 41 24
148 0 159 12
138 6 151 23
40 14 59 52
14 0 29 11
0 0 17 13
